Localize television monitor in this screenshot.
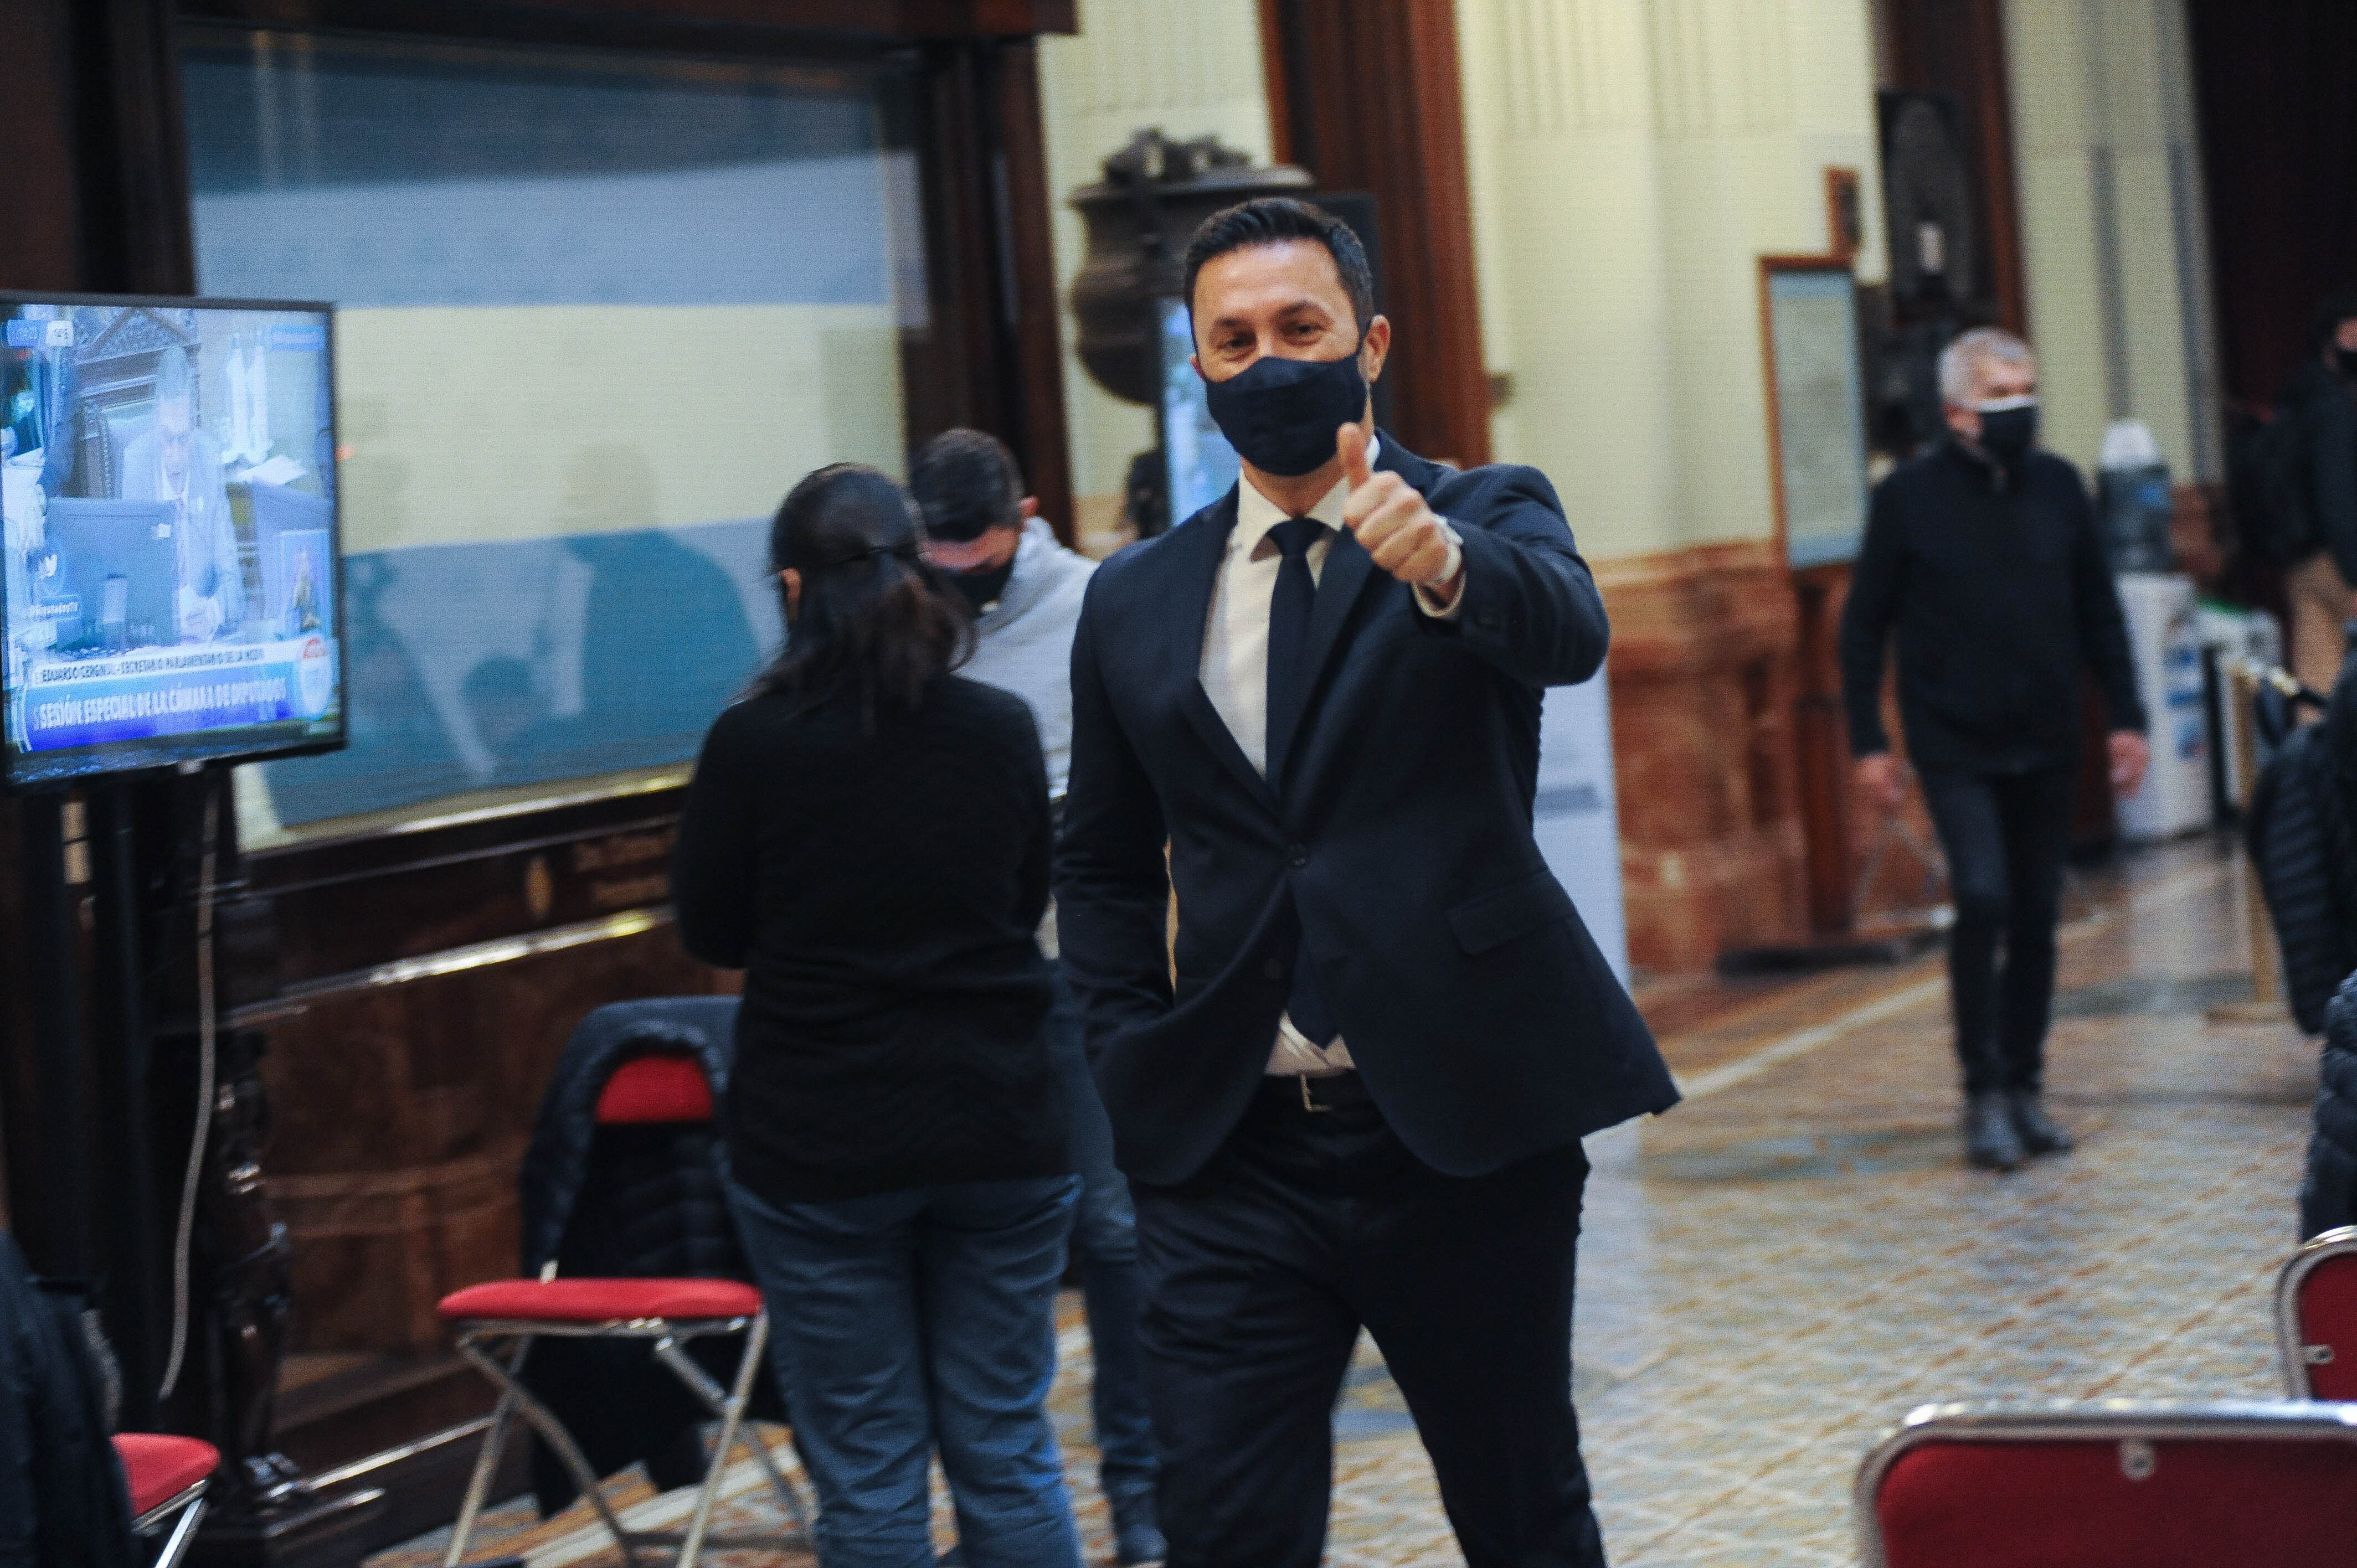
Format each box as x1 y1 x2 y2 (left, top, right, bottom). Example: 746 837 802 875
248 480 336 642
1 294 343 787
43 499 179 652
1155 296 1242 529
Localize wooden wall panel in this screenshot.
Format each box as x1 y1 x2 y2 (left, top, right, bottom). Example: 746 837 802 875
1793 563 1860 935
1881 0 2027 334
995 40 1079 544
0 3 86 290
1597 541 1810 973
1257 0 1490 468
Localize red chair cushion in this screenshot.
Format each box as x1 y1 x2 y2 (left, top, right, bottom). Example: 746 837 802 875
2298 1251 2357 1400
113 1434 220 1519
438 1277 762 1324
1875 1437 2357 1566
595 1054 715 1126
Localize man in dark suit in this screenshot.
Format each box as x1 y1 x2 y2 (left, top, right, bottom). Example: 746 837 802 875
1056 197 1678 1568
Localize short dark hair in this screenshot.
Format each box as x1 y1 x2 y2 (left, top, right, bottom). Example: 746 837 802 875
909 428 1023 544
1183 198 1375 336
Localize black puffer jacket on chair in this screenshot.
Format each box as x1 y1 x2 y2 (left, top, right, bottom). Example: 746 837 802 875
2248 643 2357 1033
2304 976 2357 1239
512 997 785 1515
2298 654 2357 1237
0 1233 134 1568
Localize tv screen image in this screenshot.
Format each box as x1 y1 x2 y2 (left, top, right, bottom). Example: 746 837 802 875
1156 296 1241 528
1 295 342 786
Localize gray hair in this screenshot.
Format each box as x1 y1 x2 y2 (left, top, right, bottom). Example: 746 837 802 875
1938 327 2034 405
153 345 193 407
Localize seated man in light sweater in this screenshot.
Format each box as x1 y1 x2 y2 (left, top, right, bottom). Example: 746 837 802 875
912 430 1164 1568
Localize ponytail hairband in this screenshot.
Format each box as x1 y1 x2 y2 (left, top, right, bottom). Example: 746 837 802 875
807 541 921 570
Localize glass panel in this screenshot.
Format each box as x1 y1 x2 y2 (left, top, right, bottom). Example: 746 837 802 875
183 30 927 845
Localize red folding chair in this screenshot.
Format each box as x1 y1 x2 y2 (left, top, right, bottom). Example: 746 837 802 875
439 1054 809 1568
1856 1399 2357 1566
2278 1225 2357 1399
114 1434 220 1568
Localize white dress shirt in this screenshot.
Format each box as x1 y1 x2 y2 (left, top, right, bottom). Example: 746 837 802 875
1197 437 1464 1075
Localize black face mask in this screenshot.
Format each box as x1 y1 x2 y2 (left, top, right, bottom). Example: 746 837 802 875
2335 347 2357 380
949 556 1016 616
1975 399 2039 463
1202 345 1368 478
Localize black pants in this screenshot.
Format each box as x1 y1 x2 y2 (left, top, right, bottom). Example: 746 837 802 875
1920 764 2077 1094
1132 1074 1602 1568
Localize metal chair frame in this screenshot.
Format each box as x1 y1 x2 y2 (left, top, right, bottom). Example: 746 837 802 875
131 1478 210 1568
1855 1398 2357 1568
442 1311 811 1568
2276 1225 2357 1397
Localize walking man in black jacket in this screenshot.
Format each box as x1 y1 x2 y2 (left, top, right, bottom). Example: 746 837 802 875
1840 326 2151 1172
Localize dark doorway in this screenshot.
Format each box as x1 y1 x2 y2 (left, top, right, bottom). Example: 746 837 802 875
2189 0 2357 410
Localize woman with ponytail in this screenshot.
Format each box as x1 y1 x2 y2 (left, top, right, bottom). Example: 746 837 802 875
672 463 1081 1568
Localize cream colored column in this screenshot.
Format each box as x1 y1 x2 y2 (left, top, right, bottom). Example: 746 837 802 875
1648 0 1887 547
2005 0 2222 480
1038 1 1273 548
1456 0 1684 561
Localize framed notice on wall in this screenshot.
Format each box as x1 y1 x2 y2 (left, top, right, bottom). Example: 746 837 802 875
1761 261 1870 569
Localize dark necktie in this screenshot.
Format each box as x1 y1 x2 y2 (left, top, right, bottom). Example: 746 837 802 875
1264 515 1337 1048
1264 516 1325 790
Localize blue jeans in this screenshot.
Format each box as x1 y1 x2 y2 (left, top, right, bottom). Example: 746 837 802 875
727 1175 1084 1568
1048 968 1158 1509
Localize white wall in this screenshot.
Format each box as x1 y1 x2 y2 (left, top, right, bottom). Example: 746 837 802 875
1457 0 1887 560
2004 0 2222 481
1455 0 1685 563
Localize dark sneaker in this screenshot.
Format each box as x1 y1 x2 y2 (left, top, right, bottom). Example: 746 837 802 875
1110 1490 1168 1566
1965 1089 2025 1171
2008 1090 2075 1156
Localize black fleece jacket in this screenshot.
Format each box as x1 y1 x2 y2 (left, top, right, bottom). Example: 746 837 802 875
1840 440 2148 775
671 676 1067 1204
2286 358 2357 586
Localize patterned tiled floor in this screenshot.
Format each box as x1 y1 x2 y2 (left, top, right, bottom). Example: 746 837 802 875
378 840 2319 1567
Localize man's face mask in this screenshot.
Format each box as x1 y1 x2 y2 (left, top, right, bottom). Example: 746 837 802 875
1202 341 1368 478
1974 395 2039 461
949 556 1017 616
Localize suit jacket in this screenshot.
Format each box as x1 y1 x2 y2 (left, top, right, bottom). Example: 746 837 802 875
121 425 243 637
1056 433 1677 1186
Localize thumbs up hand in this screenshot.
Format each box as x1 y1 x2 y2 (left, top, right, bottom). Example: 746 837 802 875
1338 424 1458 592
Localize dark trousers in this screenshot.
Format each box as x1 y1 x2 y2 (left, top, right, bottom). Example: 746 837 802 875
1133 1074 1602 1568
1920 764 2077 1094
1046 968 1158 1508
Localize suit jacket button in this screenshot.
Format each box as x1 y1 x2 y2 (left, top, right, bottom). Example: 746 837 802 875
1286 843 1309 868
1263 957 1286 981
